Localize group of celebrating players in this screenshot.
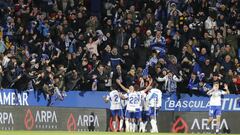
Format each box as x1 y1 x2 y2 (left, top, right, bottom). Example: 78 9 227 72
104 76 230 134
104 77 161 133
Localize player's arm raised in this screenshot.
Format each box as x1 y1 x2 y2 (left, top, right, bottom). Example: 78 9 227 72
103 95 110 103
223 83 230 94
142 77 153 93
207 89 214 95
116 79 129 92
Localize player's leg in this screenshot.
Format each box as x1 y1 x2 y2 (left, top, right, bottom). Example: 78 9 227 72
134 111 141 132
150 117 157 133
207 106 214 128
215 115 221 134
207 117 213 128
149 107 154 132
215 106 222 134
125 118 129 132
122 108 127 132
154 107 159 132
143 110 150 132
129 118 132 132
129 117 134 132
125 110 130 132
132 118 136 132
139 120 145 132
149 107 158 133
114 110 121 132
128 112 135 132
139 111 145 132
137 111 144 132
118 109 124 132
131 112 137 132
111 110 117 132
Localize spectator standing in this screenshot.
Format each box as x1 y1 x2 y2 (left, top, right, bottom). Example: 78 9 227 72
157 70 182 99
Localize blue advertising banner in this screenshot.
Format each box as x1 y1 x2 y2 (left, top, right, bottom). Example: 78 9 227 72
0 89 48 106
0 89 109 108
162 94 240 112
0 89 239 112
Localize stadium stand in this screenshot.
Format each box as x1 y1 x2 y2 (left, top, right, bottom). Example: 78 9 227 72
0 0 239 99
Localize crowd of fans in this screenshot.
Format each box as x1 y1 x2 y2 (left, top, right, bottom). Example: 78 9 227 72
0 0 240 100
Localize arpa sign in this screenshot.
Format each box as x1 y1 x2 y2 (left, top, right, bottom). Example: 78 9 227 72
173 112 231 134
66 112 100 131
170 116 229 134
24 109 58 130
190 118 229 133
0 111 14 130
65 109 107 132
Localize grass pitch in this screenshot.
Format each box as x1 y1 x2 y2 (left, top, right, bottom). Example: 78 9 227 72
0 131 240 135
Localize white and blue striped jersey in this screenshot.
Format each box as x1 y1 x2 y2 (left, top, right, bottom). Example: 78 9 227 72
208 90 227 106
124 91 144 112
106 90 122 110
146 88 162 108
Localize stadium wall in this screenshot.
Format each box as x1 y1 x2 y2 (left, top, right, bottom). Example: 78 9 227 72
0 105 239 133
156 112 239 134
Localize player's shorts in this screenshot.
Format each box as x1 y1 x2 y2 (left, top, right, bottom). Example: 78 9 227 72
111 109 123 118
122 108 126 117
125 110 135 119
142 110 150 121
125 110 141 119
209 106 221 118
134 110 142 119
149 107 159 117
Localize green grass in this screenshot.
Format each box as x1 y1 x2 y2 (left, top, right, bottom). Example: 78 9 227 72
0 131 240 135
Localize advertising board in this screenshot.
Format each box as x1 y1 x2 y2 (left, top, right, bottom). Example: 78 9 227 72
1 90 239 112
156 112 240 134
0 106 107 131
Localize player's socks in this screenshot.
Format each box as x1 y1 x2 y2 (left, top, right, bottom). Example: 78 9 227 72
115 121 119 131
136 121 140 132
138 122 142 132
207 119 212 127
155 125 159 133
125 120 129 132
150 119 157 133
112 121 116 131
216 124 220 134
119 119 123 131
139 122 144 132
129 122 133 132
207 119 212 130
132 122 136 132
144 121 148 127
150 119 155 132
143 121 148 132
